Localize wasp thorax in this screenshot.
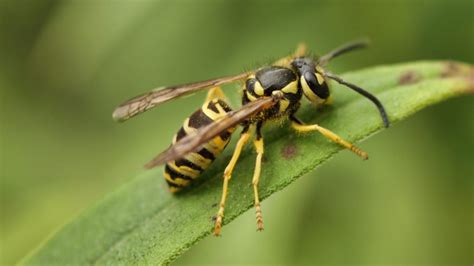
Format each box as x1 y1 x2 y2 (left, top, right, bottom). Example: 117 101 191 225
253 66 298 95
244 66 299 104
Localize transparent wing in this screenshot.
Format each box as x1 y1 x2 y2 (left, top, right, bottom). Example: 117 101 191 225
113 43 309 122
144 95 281 169
113 72 251 122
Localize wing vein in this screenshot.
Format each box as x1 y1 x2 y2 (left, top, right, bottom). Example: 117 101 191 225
144 96 278 168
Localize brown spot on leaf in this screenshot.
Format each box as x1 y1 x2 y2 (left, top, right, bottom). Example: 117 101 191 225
441 61 461 78
281 143 298 160
441 63 474 93
399 71 421 85
211 215 217 222
467 68 474 93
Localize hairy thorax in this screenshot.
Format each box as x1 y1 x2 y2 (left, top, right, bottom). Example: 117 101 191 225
243 66 303 122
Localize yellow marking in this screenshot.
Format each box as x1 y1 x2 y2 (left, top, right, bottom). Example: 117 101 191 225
279 98 290 113
202 105 221 121
168 161 200 178
252 137 264 231
291 122 368 160
316 73 325 85
203 141 222 155
172 134 177 144
215 104 227 115
200 100 222 120
214 135 229 147
169 187 181 193
202 97 230 120
245 90 258 101
205 137 230 159
301 76 319 103
164 171 191 186
208 135 229 152
214 131 251 236
206 87 226 101
253 81 265 96
226 127 237 134
301 76 326 105
184 152 212 169
315 65 324 74
281 80 298 94
183 118 197 135
163 171 173 182
201 100 210 109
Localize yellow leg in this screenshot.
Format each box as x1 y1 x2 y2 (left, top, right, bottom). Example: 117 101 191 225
273 42 308 67
206 86 226 101
252 136 264 231
214 130 251 236
291 121 368 160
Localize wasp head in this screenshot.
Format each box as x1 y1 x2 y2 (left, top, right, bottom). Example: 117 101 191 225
291 57 330 105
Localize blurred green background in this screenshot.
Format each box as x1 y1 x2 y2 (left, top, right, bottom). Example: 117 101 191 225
1 0 473 264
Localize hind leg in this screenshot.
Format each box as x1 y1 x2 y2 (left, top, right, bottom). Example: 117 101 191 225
252 122 265 231
214 126 251 236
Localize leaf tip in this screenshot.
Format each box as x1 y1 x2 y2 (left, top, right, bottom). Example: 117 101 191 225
439 61 474 79
440 61 474 94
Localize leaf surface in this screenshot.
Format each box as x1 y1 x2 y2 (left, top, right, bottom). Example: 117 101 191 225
23 61 474 265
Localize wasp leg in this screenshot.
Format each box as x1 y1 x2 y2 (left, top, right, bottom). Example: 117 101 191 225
290 116 368 160
206 86 227 102
252 122 264 231
273 42 308 67
214 126 251 236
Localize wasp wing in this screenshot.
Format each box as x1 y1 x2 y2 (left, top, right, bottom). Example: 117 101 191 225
113 72 251 122
144 96 278 169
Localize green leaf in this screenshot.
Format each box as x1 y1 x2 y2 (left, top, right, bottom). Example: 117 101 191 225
22 61 473 265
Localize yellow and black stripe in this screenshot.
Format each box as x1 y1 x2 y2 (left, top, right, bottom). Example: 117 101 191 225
164 98 235 192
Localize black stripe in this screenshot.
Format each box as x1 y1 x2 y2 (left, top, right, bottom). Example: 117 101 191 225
197 148 216 160
188 109 214 128
256 121 263 140
165 164 194 181
176 127 187 141
165 179 185 188
285 89 303 103
174 158 203 172
207 101 219 113
216 99 233 112
220 130 232 141
206 99 233 114
245 78 259 98
242 91 251 105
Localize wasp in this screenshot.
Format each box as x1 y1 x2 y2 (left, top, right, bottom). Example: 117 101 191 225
113 40 390 236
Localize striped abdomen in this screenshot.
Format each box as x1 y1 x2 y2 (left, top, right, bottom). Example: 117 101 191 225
164 98 235 192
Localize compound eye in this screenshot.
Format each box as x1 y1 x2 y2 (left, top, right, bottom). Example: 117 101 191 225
303 71 329 99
